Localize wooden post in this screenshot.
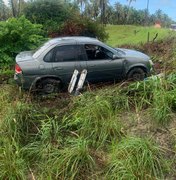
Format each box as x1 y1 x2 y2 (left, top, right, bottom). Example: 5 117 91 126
147 32 150 42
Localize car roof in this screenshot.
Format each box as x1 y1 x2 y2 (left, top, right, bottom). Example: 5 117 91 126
48 36 100 45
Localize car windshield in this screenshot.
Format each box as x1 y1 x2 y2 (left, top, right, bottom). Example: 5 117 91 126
33 41 51 58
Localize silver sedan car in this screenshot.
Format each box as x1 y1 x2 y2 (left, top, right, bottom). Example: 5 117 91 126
14 37 153 93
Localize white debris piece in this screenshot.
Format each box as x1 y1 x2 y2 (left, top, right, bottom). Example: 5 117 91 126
76 69 87 92
68 69 79 94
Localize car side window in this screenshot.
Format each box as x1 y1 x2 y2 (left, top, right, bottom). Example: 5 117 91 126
54 45 79 62
84 44 113 60
44 45 84 62
44 48 54 62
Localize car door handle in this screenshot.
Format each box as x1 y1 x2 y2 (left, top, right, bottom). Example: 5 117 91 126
54 67 63 70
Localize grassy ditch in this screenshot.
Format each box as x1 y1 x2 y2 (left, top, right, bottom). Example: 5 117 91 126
0 75 176 179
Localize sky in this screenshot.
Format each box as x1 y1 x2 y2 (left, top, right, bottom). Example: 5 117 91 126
110 0 176 21
3 0 176 21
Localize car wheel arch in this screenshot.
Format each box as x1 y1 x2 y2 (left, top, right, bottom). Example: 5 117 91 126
34 76 63 89
126 66 148 81
126 65 148 76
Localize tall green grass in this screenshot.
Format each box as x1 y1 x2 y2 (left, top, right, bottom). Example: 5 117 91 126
1 101 48 145
63 95 124 148
0 85 19 125
23 138 96 179
39 138 96 179
0 73 176 179
0 137 27 179
151 87 172 125
22 116 63 164
106 137 167 180
123 75 176 125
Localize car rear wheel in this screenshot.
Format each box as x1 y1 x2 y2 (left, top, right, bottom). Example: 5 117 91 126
127 68 146 81
37 78 61 94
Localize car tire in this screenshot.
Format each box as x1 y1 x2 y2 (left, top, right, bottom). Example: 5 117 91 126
127 68 146 81
37 78 61 94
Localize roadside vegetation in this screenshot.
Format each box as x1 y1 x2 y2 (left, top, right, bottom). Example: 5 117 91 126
1 70 176 179
1 45 176 179
0 0 176 179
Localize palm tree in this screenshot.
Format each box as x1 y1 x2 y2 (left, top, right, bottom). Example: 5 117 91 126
127 0 136 7
75 0 88 14
146 0 150 25
8 0 26 17
96 0 109 24
9 0 16 17
0 0 6 20
126 0 136 23
82 0 108 23
114 2 124 24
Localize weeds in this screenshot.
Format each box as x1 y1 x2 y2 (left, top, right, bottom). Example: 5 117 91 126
1 102 45 145
35 138 96 179
0 85 19 123
22 117 63 164
151 88 172 125
0 73 176 179
0 137 27 179
63 96 123 148
123 76 176 125
106 137 167 180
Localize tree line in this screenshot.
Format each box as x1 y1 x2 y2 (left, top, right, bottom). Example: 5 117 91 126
79 0 174 27
0 0 175 27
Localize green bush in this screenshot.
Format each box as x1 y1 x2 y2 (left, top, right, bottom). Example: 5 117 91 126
58 17 109 42
0 16 45 67
24 0 73 33
24 0 108 41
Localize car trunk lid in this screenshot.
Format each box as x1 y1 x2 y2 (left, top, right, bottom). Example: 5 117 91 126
16 51 34 63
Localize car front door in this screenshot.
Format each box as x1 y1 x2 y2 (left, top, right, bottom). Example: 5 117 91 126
84 44 124 82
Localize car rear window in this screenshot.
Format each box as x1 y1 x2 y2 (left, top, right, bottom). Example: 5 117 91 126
33 41 51 59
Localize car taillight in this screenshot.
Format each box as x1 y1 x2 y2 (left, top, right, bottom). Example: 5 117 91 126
15 64 22 74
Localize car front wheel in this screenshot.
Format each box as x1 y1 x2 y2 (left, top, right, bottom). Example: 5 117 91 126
127 68 146 81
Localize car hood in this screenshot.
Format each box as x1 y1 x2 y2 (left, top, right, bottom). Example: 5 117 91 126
116 48 150 61
16 51 34 62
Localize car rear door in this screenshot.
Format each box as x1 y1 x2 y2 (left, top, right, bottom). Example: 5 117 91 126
51 44 86 84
